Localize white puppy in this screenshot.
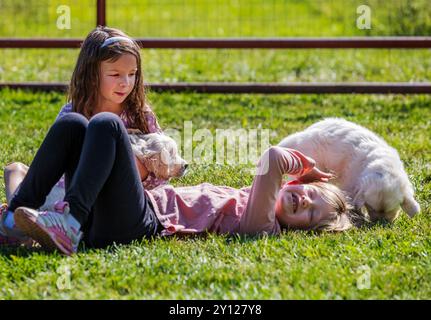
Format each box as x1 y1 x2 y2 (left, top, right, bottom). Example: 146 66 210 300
128 131 188 180
278 118 420 222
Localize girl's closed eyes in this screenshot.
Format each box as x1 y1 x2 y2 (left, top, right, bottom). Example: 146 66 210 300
309 207 314 224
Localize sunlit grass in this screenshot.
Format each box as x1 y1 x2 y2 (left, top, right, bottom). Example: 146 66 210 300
0 89 430 299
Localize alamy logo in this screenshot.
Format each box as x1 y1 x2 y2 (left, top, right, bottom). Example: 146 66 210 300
56 5 71 30
56 264 72 290
356 5 371 30
356 265 371 290
164 121 272 174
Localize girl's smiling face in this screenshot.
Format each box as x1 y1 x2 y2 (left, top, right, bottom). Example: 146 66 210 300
275 183 334 230
97 53 137 114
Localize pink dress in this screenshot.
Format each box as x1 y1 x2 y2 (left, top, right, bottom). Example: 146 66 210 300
145 146 313 236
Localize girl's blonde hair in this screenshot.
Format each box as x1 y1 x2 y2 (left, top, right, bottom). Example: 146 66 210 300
68 26 156 133
309 182 354 232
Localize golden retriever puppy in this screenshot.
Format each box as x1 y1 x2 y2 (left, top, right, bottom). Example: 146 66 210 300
128 132 188 180
278 118 420 222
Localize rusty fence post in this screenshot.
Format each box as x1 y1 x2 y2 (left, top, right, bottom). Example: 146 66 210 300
97 0 106 26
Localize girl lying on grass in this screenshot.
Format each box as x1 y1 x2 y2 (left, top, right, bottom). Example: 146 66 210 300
1 143 353 255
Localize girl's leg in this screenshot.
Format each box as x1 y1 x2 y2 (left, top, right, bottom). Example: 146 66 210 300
9 113 88 212
1 163 29 242
4 162 28 206
2 114 87 243
65 112 160 248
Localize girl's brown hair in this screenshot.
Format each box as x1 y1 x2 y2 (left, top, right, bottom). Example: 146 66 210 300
68 26 156 133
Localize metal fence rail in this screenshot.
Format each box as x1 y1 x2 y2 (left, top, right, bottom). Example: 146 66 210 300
1 0 430 94
1 37 431 49
1 82 430 94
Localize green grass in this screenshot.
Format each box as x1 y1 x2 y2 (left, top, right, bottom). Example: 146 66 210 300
0 89 430 299
0 0 430 300
1 0 431 37
1 48 431 83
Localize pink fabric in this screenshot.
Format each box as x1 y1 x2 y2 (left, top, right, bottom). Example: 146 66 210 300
145 113 162 133
147 146 313 237
146 183 251 236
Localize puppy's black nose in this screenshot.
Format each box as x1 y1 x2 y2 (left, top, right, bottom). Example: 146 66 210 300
184 163 189 170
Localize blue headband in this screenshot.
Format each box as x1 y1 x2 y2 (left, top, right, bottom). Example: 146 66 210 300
100 36 134 48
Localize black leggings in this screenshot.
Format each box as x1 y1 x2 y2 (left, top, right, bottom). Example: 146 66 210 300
9 112 160 248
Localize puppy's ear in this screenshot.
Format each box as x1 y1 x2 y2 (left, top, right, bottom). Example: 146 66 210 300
140 138 162 158
352 190 365 209
401 196 420 218
141 147 158 158
160 148 171 165
353 171 384 209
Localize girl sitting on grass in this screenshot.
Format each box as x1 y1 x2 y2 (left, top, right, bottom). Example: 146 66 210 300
0 25 164 249
0 28 353 255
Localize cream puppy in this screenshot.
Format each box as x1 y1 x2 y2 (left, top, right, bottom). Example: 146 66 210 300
278 118 420 222
128 131 188 180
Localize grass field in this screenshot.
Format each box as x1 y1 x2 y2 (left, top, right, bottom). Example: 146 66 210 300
0 0 430 299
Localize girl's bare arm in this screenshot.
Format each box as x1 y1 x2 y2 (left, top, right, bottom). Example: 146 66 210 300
239 147 314 235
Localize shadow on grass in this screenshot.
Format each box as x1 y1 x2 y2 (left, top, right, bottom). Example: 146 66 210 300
0 242 92 258
223 219 397 246
0 217 397 258
0 244 46 258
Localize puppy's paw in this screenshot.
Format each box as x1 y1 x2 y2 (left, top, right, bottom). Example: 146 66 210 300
401 197 420 218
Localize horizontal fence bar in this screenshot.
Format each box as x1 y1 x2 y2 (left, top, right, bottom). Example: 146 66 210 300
1 37 431 49
1 82 430 94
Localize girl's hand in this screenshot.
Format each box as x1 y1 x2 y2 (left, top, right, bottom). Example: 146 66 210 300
284 149 332 183
298 166 334 183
